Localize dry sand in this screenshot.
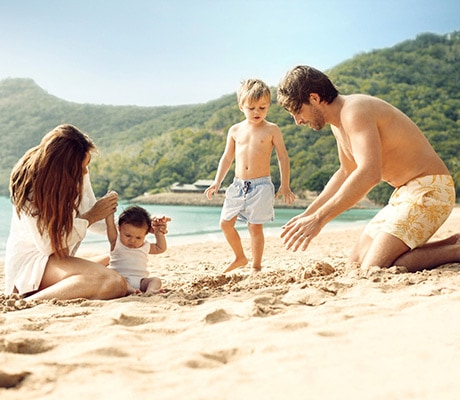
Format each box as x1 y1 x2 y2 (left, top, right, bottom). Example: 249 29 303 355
1 208 460 399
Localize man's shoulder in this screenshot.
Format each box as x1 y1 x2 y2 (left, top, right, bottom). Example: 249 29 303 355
340 94 388 122
343 94 389 109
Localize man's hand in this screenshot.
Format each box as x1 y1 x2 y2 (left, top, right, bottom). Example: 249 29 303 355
281 214 323 252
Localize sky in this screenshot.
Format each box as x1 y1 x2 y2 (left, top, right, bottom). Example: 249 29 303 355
0 0 458 107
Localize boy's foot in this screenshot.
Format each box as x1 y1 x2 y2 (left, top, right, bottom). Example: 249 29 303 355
223 256 249 273
251 266 262 274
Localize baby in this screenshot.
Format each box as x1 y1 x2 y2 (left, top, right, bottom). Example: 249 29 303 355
106 204 170 295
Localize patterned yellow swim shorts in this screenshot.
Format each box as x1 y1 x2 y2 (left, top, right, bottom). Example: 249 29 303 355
364 175 456 249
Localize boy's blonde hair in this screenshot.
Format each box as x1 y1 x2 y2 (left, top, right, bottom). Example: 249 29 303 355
237 79 271 106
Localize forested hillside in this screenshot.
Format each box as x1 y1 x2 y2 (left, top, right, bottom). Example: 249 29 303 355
0 31 459 204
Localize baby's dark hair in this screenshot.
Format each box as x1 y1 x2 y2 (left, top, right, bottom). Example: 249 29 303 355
118 205 151 233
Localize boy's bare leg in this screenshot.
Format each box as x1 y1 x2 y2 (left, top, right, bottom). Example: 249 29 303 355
221 216 248 272
248 223 264 272
140 277 163 294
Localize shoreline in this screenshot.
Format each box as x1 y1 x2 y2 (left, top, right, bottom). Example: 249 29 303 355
130 191 379 209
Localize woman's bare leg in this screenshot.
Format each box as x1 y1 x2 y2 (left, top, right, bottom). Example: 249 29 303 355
28 255 127 300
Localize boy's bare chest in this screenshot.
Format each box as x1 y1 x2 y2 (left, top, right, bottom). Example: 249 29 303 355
235 130 272 148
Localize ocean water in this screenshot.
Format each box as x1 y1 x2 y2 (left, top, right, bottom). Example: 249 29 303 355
0 196 379 260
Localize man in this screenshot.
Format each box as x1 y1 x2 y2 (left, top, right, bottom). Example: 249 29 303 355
277 65 458 272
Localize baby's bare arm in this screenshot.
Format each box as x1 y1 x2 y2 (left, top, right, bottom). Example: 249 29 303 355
104 191 119 251
105 213 117 251
149 216 170 254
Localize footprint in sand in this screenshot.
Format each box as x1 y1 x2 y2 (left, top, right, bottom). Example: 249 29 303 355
251 295 285 317
0 335 54 354
282 286 335 306
0 370 30 388
111 312 155 327
204 308 232 324
185 348 241 369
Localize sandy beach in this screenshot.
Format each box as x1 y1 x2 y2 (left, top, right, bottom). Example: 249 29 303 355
1 207 460 399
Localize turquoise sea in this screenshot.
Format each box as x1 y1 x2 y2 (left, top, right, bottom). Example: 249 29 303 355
0 195 380 261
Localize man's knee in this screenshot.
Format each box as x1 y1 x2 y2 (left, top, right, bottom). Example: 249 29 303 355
361 232 410 269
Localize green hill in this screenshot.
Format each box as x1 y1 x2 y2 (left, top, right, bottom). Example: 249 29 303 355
0 31 459 204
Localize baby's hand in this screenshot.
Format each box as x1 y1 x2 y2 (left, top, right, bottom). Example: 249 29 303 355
151 216 171 234
105 190 118 199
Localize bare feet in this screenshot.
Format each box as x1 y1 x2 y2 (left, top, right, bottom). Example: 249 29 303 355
251 266 262 275
223 256 249 273
126 284 140 296
449 233 460 245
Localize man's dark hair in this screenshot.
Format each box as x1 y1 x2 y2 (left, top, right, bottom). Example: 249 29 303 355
277 65 339 113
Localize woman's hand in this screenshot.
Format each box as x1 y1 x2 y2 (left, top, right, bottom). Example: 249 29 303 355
81 191 118 226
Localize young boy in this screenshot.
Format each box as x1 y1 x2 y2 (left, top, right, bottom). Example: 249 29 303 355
106 205 170 295
205 79 296 273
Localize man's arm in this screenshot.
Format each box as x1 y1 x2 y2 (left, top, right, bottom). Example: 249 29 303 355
283 108 382 251
314 113 382 223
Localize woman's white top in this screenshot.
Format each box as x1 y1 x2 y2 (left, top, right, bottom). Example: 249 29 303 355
4 173 105 295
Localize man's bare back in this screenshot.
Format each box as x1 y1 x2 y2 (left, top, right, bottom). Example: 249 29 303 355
333 94 449 188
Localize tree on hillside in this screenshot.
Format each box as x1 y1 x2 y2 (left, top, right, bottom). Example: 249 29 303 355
1 31 459 203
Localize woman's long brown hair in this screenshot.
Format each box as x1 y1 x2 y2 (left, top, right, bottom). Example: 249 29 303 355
10 124 96 258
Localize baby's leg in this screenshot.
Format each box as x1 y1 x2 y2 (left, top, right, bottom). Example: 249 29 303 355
126 282 141 295
140 277 163 294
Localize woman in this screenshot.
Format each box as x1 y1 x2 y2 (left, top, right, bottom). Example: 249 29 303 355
5 124 127 300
